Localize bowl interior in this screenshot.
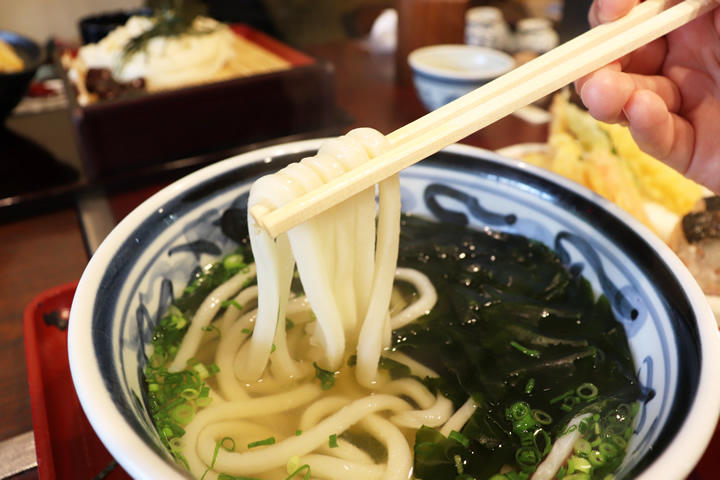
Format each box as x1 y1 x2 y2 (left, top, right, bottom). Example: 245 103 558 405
69 141 719 480
408 44 515 81
0 30 43 120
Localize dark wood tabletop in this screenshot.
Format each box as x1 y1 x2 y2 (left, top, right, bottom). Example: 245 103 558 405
0 36 613 479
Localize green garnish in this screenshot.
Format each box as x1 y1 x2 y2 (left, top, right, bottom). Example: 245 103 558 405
448 430 470 448
201 437 236 480
201 324 221 338
453 454 464 474
221 299 243 310
217 474 262 480
295 430 302 436
122 8 215 64
285 464 311 480
524 377 535 394
286 318 295 330
576 383 599 400
313 362 336 390
329 434 338 448
247 437 275 449
241 328 252 335
510 340 541 359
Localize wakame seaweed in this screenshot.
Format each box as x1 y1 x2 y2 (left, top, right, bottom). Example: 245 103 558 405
393 216 641 480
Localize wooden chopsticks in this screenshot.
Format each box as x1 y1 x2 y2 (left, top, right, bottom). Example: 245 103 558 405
251 0 715 238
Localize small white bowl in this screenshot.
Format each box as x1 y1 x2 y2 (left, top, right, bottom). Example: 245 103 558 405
408 44 515 111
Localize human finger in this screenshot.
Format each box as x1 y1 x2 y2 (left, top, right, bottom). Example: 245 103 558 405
579 68 681 124
589 0 639 27
574 27 667 96
623 89 695 178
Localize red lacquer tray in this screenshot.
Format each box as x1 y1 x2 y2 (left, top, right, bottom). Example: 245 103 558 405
23 282 719 479
23 281 130 479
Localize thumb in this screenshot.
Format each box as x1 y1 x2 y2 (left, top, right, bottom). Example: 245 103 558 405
589 0 640 26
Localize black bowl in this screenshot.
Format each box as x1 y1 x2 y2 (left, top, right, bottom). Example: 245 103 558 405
0 30 43 122
78 8 153 45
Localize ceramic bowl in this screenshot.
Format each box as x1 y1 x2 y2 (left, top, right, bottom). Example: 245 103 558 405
408 44 514 111
69 140 720 479
0 30 43 121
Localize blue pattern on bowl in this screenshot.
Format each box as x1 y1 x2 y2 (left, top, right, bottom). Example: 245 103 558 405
70 140 718 480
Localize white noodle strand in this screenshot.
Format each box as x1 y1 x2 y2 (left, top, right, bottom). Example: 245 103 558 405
531 414 591 480
440 397 478 437
391 268 438 329
169 265 256 371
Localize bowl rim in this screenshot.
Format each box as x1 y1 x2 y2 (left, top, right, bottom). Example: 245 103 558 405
68 139 720 480
408 43 515 81
0 29 44 75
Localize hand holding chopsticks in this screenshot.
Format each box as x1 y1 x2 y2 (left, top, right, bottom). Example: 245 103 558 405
251 0 716 238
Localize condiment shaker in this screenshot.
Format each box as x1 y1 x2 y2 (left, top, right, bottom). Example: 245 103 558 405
464 6 511 51
515 17 559 54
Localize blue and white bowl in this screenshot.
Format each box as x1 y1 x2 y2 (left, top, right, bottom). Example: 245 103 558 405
408 44 515 111
69 140 720 479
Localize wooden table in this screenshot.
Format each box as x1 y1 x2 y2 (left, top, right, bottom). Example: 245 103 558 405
0 37 557 479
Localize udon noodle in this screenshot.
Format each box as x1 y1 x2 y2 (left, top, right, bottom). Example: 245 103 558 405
145 129 641 480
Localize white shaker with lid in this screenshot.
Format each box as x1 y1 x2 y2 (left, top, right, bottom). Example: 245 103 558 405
465 6 511 51
515 17 559 54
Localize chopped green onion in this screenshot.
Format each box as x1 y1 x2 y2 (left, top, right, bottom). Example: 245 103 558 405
181 387 199 400
286 318 295 330
550 390 574 405
271 344 277 353
599 442 618 458
221 299 243 310
241 328 252 335
515 445 540 469
313 362 336 390
286 455 301 473
576 383 599 400
454 454 464 474
223 253 245 271
169 437 183 452
285 464 311 480
295 430 302 436
448 430 470 448
588 449 607 467
525 377 536 394
561 395 579 412
563 474 591 480
328 434 338 448
192 363 209 380
608 434 627 449
507 402 531 421
532 409 552 425
510 340 541 358
217 474 263 480
201 324 222 338
568 455 592 474
247 436 275 449
573 439 591 457
534 428 552 456
170 404 194 425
